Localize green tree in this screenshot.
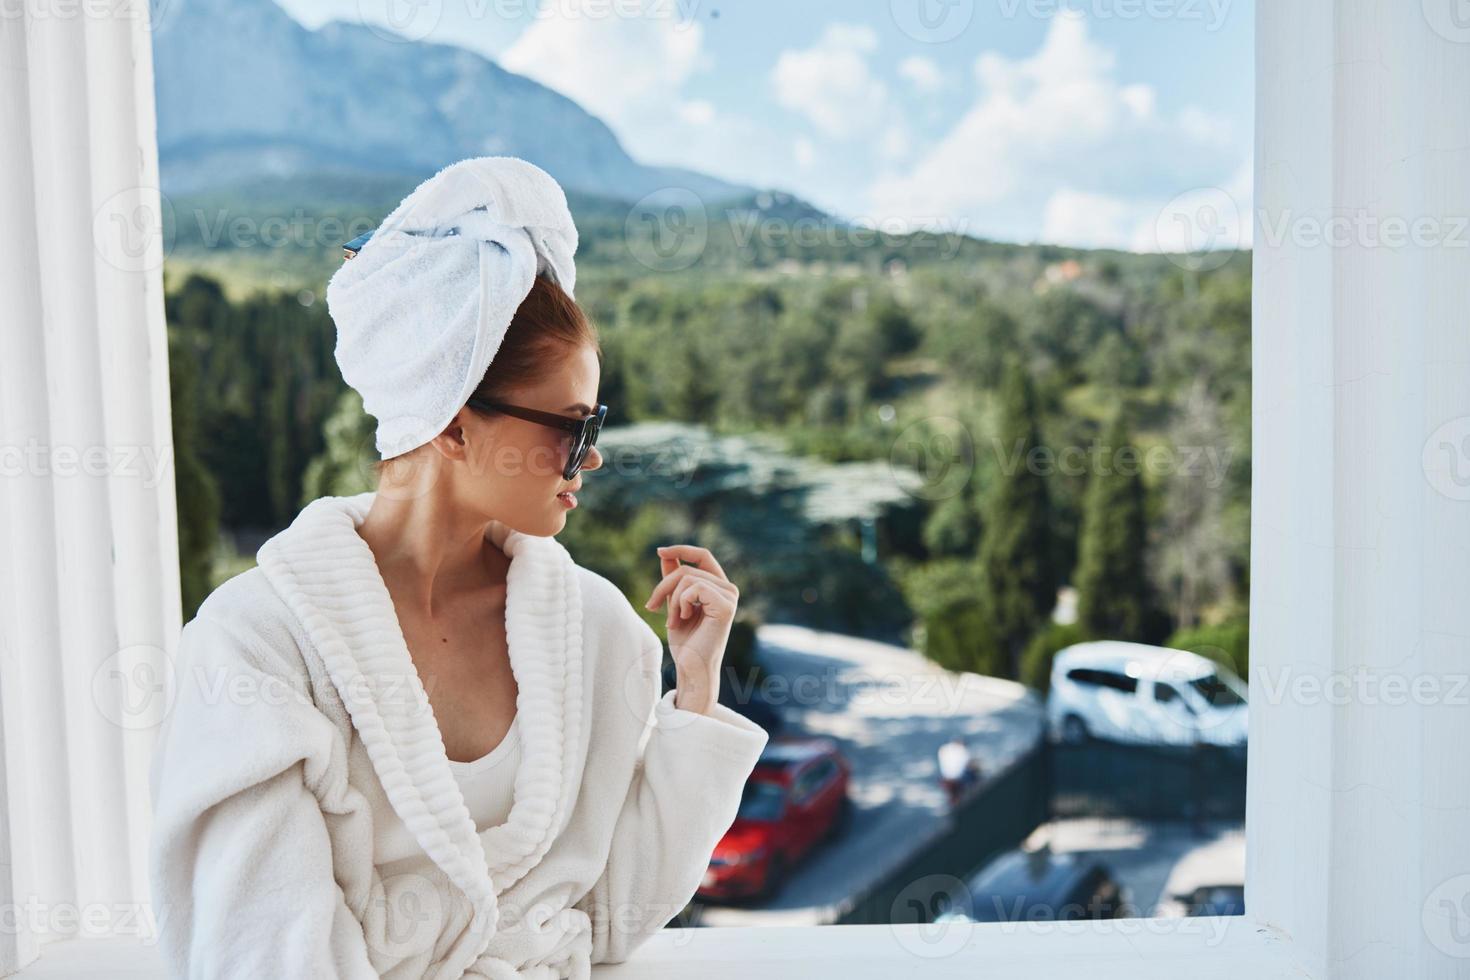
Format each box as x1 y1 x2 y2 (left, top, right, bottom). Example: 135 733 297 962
921 489 981 557
976 365 1059 677
168 324 222 620
1020 620 1087 694
924 293 1018 389
899 559 1005 677
868 296 920 357
1151 377 1235 629
300 388 377 505
1074 414 1156 640
1167 617 1250 679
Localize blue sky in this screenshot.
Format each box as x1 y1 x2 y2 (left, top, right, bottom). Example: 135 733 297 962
276 0 1253 251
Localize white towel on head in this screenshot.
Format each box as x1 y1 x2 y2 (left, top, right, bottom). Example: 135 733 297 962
325 156 579 459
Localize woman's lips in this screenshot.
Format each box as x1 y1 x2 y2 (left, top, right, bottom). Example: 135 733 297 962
556 491 577 509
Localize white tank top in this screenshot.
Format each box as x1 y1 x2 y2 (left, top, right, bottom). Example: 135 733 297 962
372 716 522 870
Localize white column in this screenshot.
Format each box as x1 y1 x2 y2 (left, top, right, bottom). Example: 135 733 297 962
0 0 176 974
1251 2 1470 978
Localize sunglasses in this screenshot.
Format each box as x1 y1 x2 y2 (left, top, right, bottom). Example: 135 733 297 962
465 397 608 481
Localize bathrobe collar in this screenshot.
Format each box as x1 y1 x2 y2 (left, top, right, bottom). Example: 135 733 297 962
255 490 586 943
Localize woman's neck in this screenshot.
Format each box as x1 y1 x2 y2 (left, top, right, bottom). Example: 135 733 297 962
356 481 510 619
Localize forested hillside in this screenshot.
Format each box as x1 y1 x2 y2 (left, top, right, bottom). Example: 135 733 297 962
166 200 1251 687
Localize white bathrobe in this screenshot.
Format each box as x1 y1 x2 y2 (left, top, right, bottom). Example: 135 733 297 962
148 490 770 979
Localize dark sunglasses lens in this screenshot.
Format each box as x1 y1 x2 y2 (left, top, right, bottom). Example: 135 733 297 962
566 425 589 478
565 410 604 479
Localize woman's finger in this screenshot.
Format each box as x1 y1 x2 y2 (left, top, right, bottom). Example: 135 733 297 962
667 578 697 627
649 566 734 614
655 544 728 581
669 576 732 625
645 563 736 610
668 578 697 626
670 564 736 597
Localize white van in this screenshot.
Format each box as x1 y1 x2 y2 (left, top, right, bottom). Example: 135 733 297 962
1046 641 1248 747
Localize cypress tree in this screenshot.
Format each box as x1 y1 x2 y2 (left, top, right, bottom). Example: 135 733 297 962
1074 413 1155 639
976 364 1059 678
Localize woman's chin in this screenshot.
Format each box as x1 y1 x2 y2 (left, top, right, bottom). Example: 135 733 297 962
541 504 570 536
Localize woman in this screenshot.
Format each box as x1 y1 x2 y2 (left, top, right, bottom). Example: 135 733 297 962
147 157 770 979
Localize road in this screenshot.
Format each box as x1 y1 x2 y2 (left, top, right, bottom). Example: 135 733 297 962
695 622 1045 926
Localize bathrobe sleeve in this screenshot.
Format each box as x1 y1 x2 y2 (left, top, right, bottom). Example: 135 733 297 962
148 613 379 980
574 627 770 964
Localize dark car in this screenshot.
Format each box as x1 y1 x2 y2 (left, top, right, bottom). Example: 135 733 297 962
696 737 852 902
937 847 1128 922
1176 884 1246 916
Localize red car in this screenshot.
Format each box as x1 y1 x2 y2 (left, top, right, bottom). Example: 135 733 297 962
696 737 853 902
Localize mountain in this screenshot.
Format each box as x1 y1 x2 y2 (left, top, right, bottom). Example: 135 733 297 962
149 0 753 203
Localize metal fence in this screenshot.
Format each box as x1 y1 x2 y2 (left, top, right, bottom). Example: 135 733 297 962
835 741 1050 926
1049 739 1247 823
838 736 1247 925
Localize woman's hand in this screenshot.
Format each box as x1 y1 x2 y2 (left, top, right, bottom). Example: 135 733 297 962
643 544 739 715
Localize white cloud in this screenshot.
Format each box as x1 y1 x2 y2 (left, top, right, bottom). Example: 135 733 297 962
1120 83 1155 120
1225 154 1253 248
867 11 1245 249
492 6 1248 251
497 1 793 185
1042 188 1133 249
879 124 912 161
869 13 1121 218
501 3 706 135
1178 106 1232 146
898 55 943 93
771 23 889 139
794 137 817 169
1129 155 1253 253
678 100 716 126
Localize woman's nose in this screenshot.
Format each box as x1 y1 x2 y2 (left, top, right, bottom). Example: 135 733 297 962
583 444 604 471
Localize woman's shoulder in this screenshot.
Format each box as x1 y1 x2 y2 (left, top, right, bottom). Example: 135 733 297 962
572 563 661 654
569 563 666 724
182 565 316 681
573 563 643 627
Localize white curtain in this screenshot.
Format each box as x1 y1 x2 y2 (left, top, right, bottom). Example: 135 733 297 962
0 0 176 973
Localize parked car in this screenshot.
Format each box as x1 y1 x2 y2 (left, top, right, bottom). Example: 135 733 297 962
1046 641 1248 748
1176 884 1245 916
696 736 852 902
1154 829 1246 917
935 846 1129 923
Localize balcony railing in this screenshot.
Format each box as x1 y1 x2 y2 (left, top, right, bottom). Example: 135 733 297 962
20 920 1302 979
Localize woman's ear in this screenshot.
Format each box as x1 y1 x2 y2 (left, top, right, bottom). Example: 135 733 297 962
428 412 473 461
